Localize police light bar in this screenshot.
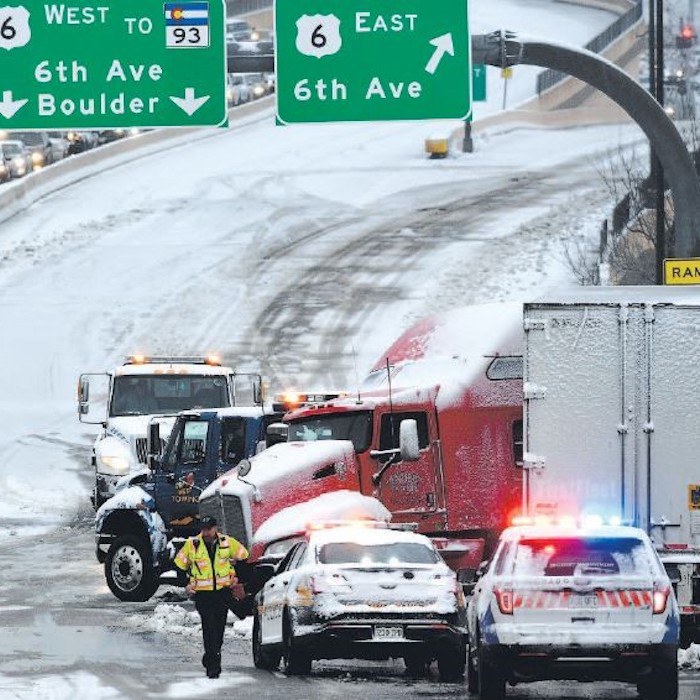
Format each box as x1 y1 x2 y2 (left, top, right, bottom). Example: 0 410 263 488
511 514 626 528
124 355 223 366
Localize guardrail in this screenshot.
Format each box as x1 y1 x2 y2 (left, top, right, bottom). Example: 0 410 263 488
536 0 643 95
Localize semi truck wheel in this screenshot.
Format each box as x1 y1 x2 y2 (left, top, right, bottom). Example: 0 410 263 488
105 534 158 602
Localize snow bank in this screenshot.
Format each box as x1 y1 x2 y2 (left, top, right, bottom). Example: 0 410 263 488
126 603 253 640
678 643 700 670
253 491 391 545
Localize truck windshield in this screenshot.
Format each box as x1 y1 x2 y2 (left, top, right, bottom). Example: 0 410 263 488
511 538 652 577
110 375 230 416
287 411 372 453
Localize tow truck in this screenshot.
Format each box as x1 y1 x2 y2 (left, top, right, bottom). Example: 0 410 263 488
95 404 282 601
78 354 263 507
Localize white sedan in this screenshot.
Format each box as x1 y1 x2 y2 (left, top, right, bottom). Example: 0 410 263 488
252 523 467 680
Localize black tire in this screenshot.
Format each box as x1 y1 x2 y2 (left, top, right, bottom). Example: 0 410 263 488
403 651 429 678
478 644 505 700
637 647 678 700
252 614 281 671
105 535 158 602
467 640 479 694
437 641 466 682
282 612 312 676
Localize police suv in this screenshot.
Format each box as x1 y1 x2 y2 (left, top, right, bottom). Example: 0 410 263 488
252 522 467 680
467 518 679 700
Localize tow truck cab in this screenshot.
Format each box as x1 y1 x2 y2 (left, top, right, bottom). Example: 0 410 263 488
78 354 263 508
95 405 281 601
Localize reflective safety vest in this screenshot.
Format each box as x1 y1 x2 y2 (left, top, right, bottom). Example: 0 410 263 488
174 533 249 592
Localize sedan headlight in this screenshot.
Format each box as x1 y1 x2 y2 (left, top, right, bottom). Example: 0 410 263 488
31 152 44 166
253 85 265 97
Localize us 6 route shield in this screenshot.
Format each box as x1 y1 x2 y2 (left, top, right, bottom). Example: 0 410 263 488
275 0 471 123
0 0 227 129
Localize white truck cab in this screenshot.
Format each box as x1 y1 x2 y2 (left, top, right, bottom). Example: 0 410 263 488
78 355 261 507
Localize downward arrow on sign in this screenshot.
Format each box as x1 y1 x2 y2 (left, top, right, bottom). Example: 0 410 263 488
425 33 455 75
169 87 210 116
0 90 28 119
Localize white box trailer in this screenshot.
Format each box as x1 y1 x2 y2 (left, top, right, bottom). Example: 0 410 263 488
523 288 700 644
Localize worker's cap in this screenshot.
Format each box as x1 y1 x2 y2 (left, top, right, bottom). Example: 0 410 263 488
200 515 217 528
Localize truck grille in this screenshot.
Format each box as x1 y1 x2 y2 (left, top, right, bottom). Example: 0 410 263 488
135 438 148 464
200 494 249 548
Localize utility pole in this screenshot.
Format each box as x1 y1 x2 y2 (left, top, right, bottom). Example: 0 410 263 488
655 0 666 284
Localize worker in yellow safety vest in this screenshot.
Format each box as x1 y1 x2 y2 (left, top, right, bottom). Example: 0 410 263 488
174 515 249 678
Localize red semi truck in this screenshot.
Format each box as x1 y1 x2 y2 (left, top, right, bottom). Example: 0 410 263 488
199 303 525 585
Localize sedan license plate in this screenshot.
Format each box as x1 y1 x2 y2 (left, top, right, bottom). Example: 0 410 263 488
570 594 598 609
373 626 404 641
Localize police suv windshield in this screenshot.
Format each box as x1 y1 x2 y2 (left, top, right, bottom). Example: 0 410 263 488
509 538 652 578
287 411 373 452
319 542 439 565
110 375 230 416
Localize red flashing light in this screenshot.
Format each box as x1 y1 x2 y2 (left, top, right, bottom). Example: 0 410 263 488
494 588 514 615
681 25 695 40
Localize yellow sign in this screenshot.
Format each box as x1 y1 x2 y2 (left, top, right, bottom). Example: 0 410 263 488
689 485 700 510
501 67 513 79
664 257 700 284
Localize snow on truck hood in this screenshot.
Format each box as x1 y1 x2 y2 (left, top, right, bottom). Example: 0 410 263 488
253 491 391 546
200 440 356 500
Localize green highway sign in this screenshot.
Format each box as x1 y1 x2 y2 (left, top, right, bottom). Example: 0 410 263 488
275 0 471 123
473 64 486 102
0 0 227 129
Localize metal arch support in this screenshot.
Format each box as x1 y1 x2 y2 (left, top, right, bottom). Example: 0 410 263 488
472 31 700 257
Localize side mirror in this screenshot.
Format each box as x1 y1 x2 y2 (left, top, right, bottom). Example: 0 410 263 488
147 421 161 470
252 377 263 405
265 422 288 448
77 376 90 415
237 458 252 478
399 419 420 462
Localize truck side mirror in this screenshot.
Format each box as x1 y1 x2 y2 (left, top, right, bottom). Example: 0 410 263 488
252 377 263 405
77 376 90 415
237 458 252 478
399 419 420 462
266 422 288 448
147 421 161 470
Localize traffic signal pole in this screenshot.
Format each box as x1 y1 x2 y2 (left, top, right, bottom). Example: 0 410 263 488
472 31 700 258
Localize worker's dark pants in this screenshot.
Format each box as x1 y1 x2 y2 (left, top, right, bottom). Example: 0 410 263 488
194 588 230 673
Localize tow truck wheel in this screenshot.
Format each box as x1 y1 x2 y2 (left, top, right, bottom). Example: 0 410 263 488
437 641 466 682
637 647 679 700
282 612 312 676
105 535 158 602
466 641 478 693
478 644 505 700
252 613 280 671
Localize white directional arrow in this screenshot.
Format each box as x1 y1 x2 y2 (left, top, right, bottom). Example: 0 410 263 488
0 90 28 119
425 33 455 75
169 88 210 116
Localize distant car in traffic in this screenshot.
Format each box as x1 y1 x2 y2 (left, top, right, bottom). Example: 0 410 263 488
0 140 32 178
47 131 70 162
252 522 467 681
0 155 10 184
226 17 254 42
467 519 679 700
66 130 98 155
243 73 269 100
226 73 251 106
12 131 54 170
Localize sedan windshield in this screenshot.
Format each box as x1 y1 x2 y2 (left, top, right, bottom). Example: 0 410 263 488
3 144 21 156
319 542 439 565
110 375 230 416
512 538 652 577
287 411 372 452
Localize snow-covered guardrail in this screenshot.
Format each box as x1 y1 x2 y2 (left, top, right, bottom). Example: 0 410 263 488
0 95 274 226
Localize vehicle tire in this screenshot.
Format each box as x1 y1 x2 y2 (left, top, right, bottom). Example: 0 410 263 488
637 647 678 700
437 641 466 682
403 651 429 678
478 644 505 700
467 640 479 694
105 535 158 602
282 612 312 676
252 613 280 671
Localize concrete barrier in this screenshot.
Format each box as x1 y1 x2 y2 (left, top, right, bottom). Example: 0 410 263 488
0 95 274 226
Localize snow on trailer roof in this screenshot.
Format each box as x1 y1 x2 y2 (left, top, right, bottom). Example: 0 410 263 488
531 286 700 306
253 491 391 546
